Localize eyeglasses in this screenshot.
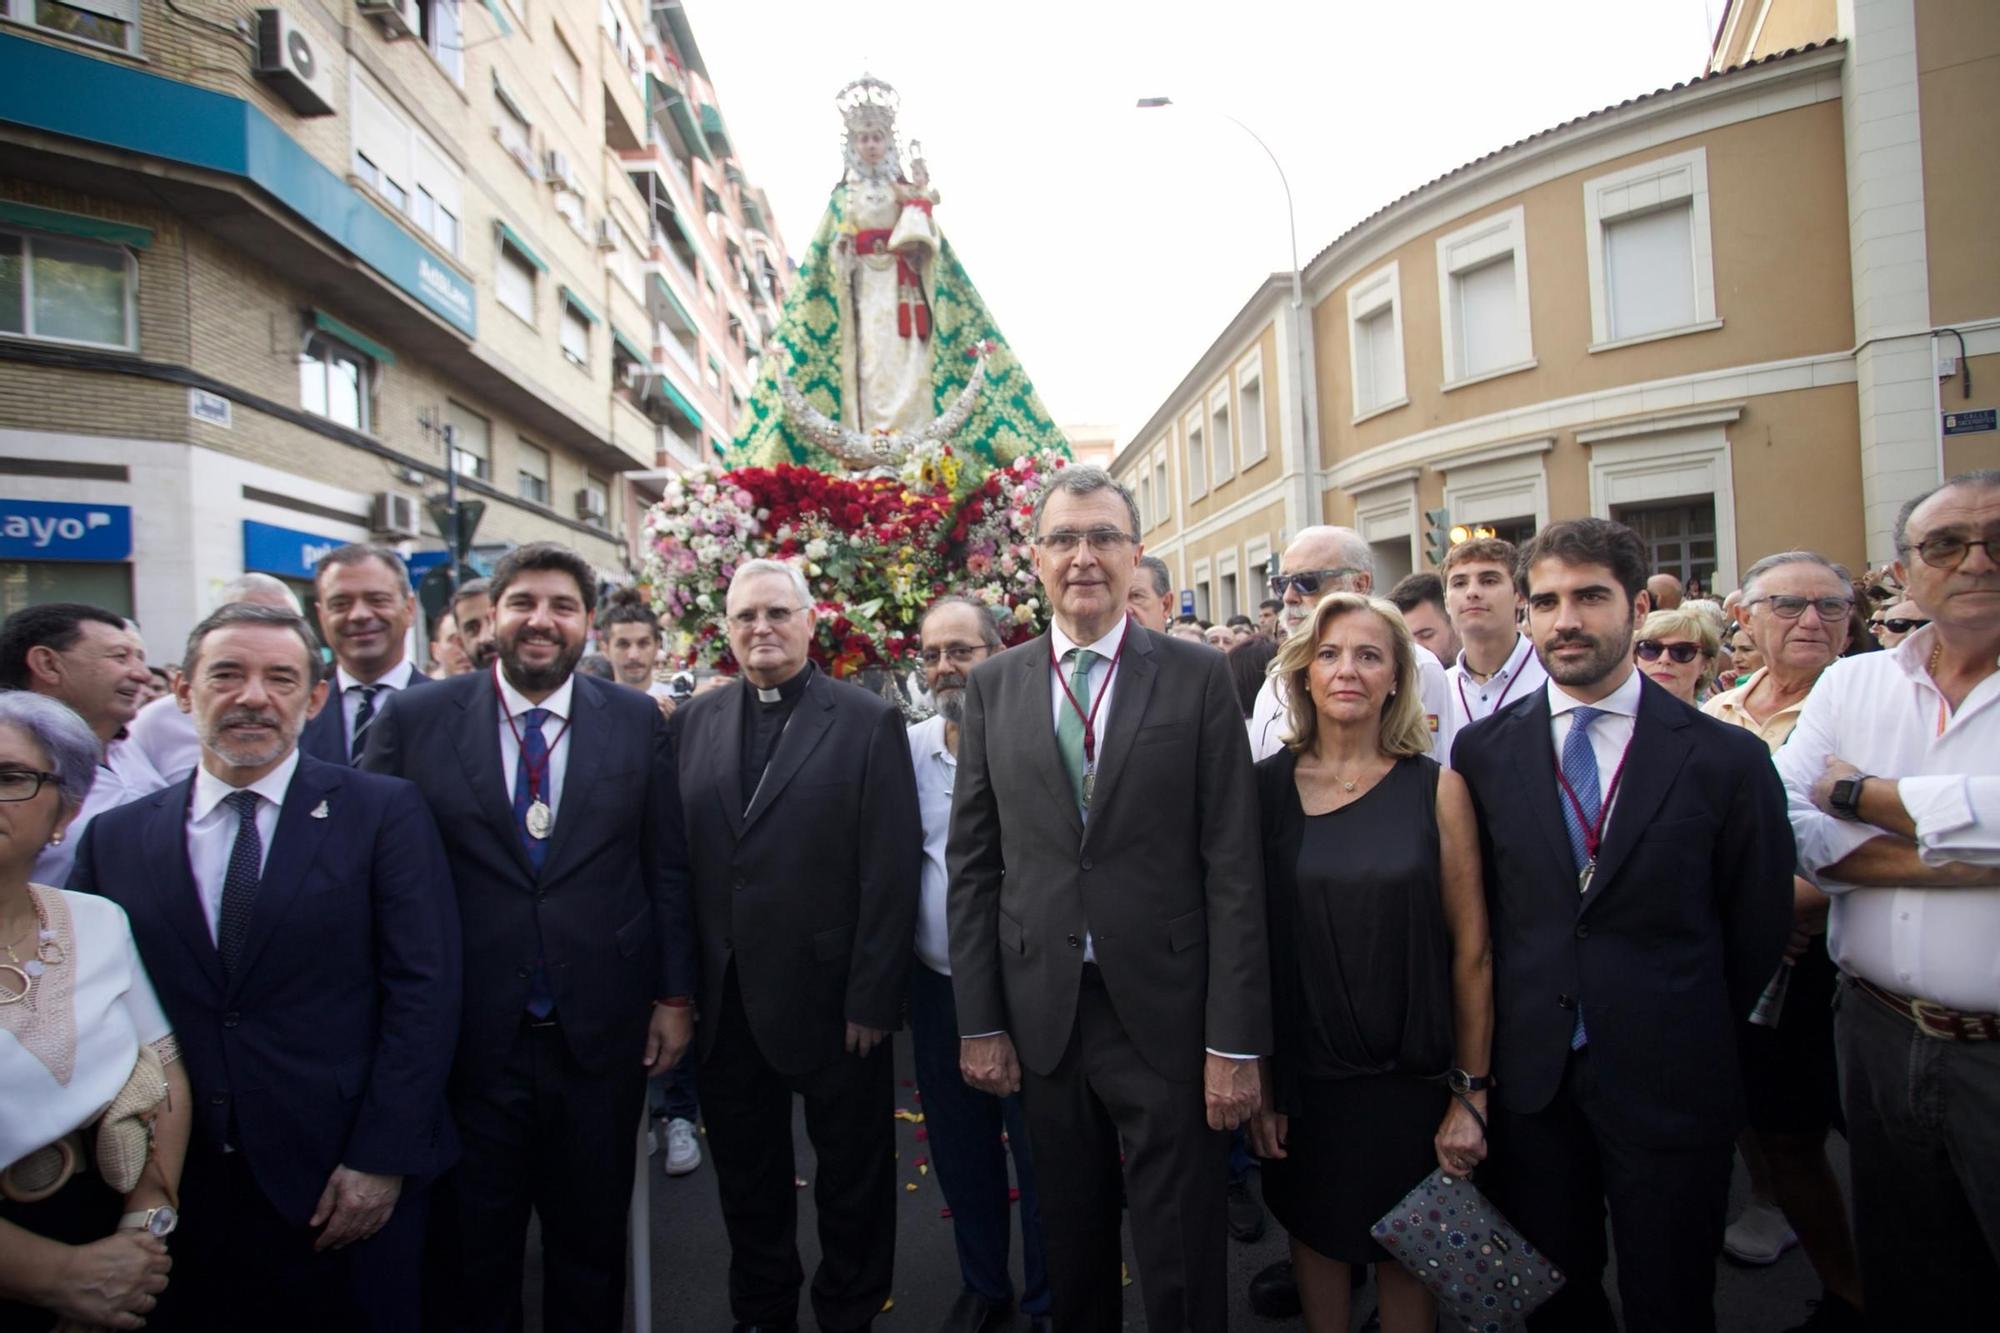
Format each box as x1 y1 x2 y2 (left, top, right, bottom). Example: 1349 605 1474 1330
1269 568 1361 598
919 645 990 667
1869 617 1930 634
0 770 60 802
1034 528 1136 554
1904 531 2000 570
728 606 801 628
1634 640 1704 664
1746 595 1853 621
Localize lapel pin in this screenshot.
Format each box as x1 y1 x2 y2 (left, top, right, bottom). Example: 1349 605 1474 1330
310 800 329 820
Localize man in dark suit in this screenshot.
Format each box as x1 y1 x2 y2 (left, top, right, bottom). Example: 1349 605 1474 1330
300 543 429 765
359 542 696 1332
669 557 920 1333
1451 518 1792 1332
71 602 460 1331
948 465 1269 1332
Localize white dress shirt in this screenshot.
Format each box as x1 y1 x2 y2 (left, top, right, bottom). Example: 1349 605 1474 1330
1048 617 1128 740
187 749 298 941
1544 667 1645 861
907 713 957 976
1772 626 2000 1011
1249 644 1455 763
1446 633 1549 761
127 694 202 784
496 669 575 816
34 734 168 888
335 658 418 750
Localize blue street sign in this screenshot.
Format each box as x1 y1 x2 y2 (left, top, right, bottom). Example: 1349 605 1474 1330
0 499 132 562
1179 589 1195 616
403 550 451 588
242 520 349 580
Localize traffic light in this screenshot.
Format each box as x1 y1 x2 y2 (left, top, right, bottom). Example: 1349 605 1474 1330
1423 508 1452 567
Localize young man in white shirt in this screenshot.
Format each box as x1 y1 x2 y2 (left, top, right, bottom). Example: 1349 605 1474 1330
1774 469 2000 1324
1442 537 1546 757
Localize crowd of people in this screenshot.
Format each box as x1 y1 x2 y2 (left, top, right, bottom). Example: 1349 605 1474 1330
0 463 1993 1333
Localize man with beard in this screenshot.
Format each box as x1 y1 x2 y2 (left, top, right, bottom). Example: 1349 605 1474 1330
300 544 430 765
451 579 499 671
670 558 919 1333
0 602 163 884
908 596 1049 1333
358 542 695 1332
71 603 459 1330
1451 518 1791 1332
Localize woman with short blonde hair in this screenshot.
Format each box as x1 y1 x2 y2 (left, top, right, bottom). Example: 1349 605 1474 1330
1633 605 1722 705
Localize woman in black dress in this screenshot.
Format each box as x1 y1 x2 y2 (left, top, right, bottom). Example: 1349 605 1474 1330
1249 592 1493 1333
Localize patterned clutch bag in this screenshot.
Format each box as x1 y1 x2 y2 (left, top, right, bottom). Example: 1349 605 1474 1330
1372 1166 1565 1331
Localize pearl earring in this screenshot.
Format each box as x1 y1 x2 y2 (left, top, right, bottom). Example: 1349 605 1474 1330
47 833 63 846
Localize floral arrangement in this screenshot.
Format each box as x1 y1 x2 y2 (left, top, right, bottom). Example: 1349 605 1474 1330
642 450 1071 677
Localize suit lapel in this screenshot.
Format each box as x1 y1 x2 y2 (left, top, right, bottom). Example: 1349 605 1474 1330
298 694 346 765
711 681 747 839
1504 692 1580 889
228 756 341 994
743 672 835 833
451 674 538 882
143 779 226 994
1081 626 1155 837
1022 633 1083 841
1580 678 1693 914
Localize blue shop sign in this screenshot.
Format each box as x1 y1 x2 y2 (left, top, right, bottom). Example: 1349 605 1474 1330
0 500 133 562
404 550 450 589
243 520 347 581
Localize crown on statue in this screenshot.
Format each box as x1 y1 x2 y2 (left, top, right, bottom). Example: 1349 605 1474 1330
836 75 900 134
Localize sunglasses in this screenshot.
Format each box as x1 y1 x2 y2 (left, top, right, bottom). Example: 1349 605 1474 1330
1268 567 1361 598
1634 640 1704 664
1868 617 1929 634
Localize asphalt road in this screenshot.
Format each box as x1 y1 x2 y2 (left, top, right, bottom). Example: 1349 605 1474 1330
522 1038 1842 1332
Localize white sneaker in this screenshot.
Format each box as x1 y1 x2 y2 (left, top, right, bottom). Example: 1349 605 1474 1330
663 1118 701 1177
1723 1198 1798 1265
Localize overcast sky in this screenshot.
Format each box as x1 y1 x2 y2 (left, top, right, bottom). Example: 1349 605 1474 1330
684 0 1728 444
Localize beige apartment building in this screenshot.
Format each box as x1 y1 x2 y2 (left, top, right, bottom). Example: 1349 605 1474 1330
0 0 786 652
1115 0 2000 619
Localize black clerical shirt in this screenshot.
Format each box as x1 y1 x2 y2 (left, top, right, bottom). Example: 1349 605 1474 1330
740 661 814 807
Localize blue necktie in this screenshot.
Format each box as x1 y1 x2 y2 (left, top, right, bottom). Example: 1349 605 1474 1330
512 708 556 1017
1559 706 1603 1050
216 790 263 975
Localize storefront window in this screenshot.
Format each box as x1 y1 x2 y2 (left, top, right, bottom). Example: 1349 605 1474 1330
0 561 133 621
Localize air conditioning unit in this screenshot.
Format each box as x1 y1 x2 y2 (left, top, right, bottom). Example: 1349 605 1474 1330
575 488 607 524
356 0 416 40
544 150 575 191
619 360 649 388
370 491 420 539
594 218 618 251
254 11 337 117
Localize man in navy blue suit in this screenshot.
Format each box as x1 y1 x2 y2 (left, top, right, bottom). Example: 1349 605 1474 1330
1451 518 1792 1332
71 602 461 1331
359 541 696 1333
299 543 429 765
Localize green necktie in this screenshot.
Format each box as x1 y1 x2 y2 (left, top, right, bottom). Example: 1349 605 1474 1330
1057 647 1098 812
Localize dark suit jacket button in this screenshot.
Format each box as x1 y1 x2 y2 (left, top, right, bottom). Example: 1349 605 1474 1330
1080 858 1093 871
1558 994 1578 1010
516 967 530 980
1575 924 1590 939
1066 933 1081 948
210 1094 226 1107
223 1012 239 1028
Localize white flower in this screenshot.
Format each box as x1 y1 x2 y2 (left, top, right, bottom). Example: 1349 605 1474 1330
805 538 830 560
695 594 713 611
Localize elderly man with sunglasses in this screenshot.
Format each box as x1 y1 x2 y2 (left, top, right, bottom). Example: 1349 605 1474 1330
1701 551 1867 1326
1247 527 1454 761
1772 471 2000 1324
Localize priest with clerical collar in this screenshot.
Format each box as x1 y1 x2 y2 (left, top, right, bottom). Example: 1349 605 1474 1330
669 558 922 1333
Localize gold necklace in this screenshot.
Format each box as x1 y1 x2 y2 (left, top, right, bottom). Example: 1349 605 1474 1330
0 889 64 1007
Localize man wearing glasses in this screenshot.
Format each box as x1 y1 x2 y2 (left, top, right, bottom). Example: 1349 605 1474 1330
1246 527 1454 760
669 558 921 1333
907 596 1051 1333
1774 470 2000 1324
1702 551 1865 1325
949 466 1266 1331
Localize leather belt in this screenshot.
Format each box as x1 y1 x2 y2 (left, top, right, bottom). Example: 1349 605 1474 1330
1850 974 1999 1042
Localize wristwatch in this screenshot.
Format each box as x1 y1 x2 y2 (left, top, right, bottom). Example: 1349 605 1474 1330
1829 774 1872 822
1446 1068 1491 1095
117 1205 178 1237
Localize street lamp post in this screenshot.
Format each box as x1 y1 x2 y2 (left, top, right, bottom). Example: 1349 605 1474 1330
1137 97 1320 547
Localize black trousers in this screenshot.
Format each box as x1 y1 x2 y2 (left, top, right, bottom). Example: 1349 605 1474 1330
699 964 896 1332
1485 1048 1732 1333
155 1138 427 1332
1019 965 1228 1333
427 1018 646 1333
